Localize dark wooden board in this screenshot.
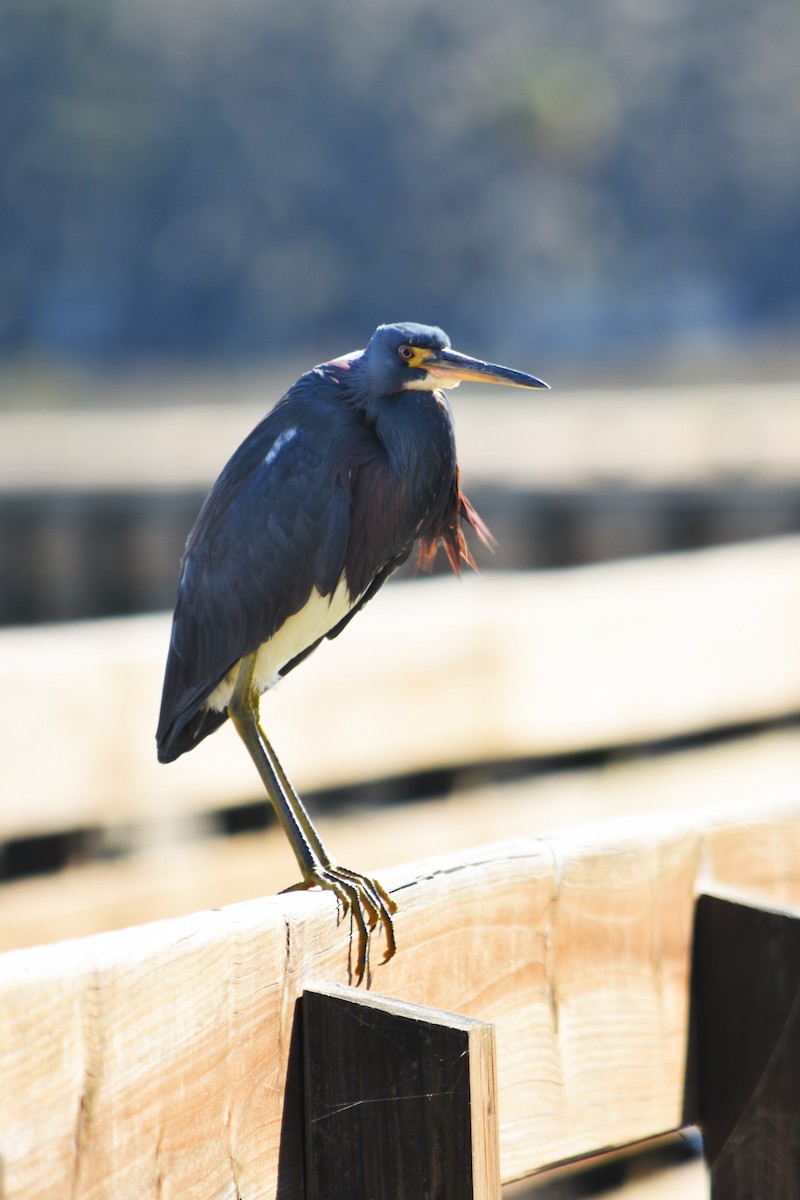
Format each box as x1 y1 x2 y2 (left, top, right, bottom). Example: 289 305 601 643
303 984 500 1200
691 890 800 1198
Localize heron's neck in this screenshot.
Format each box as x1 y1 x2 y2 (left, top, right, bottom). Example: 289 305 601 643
371 389 454 474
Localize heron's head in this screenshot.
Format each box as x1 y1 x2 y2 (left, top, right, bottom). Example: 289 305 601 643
359 322 549 398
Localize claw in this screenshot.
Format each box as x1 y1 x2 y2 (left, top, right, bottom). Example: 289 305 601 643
283 864 397 983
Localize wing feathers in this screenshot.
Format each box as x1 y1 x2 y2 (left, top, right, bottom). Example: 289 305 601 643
156 377 478 764
157 390 358 759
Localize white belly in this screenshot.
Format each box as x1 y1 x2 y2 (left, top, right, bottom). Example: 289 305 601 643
206 576 356 712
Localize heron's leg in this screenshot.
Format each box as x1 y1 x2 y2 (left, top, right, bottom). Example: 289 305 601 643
262 715 398 968
256 711 397 919
228 653 321 877
228 653 396 980
257 723 398 972
254 712 332 867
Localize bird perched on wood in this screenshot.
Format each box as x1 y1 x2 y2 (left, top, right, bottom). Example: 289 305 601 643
156 322 547 980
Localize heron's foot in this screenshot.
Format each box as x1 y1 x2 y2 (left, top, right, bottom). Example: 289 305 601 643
283 864 397 983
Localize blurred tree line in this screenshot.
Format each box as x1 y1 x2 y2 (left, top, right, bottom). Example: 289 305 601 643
1 0 799 372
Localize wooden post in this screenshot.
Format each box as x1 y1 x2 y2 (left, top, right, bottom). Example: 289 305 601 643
303 984 500 1200
692 890 800 1198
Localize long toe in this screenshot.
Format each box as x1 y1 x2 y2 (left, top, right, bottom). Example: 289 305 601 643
293 863 397 982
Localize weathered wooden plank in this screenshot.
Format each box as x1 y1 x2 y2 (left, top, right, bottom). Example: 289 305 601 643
4 384 800 623
2 382 799 491
2 539 800 840
2 797 799 1199
3 726 796 955
691 890 800 1198
303 985 500 1200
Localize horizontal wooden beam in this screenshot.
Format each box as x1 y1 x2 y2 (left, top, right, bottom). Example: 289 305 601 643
1 381 798 491
2 796 800 1198
1 725 798 954
2 538 800 840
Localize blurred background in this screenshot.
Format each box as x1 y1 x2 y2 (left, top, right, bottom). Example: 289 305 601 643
2 0 800 625
2 0 800 376
3 5 800 1193
1 0 800 625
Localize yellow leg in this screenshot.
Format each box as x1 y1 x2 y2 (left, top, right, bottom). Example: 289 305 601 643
228 653 397 983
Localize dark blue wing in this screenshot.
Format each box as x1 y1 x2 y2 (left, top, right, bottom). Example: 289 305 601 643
157 376 361 761
157 370 462 764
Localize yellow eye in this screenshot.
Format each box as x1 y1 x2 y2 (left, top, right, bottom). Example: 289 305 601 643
398 344 414 361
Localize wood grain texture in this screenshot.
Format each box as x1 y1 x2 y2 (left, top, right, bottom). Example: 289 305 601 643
1 726 798 954
3 538 800 840
3 797 800 1199
303 985 500 1200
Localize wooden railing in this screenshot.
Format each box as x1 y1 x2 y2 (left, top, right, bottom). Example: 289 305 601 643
2 538 800 1196
2 380 800 624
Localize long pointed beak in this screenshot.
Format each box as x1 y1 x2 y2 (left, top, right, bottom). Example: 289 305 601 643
426 347 549 390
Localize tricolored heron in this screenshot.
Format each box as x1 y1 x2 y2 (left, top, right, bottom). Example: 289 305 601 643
157 322 548 981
